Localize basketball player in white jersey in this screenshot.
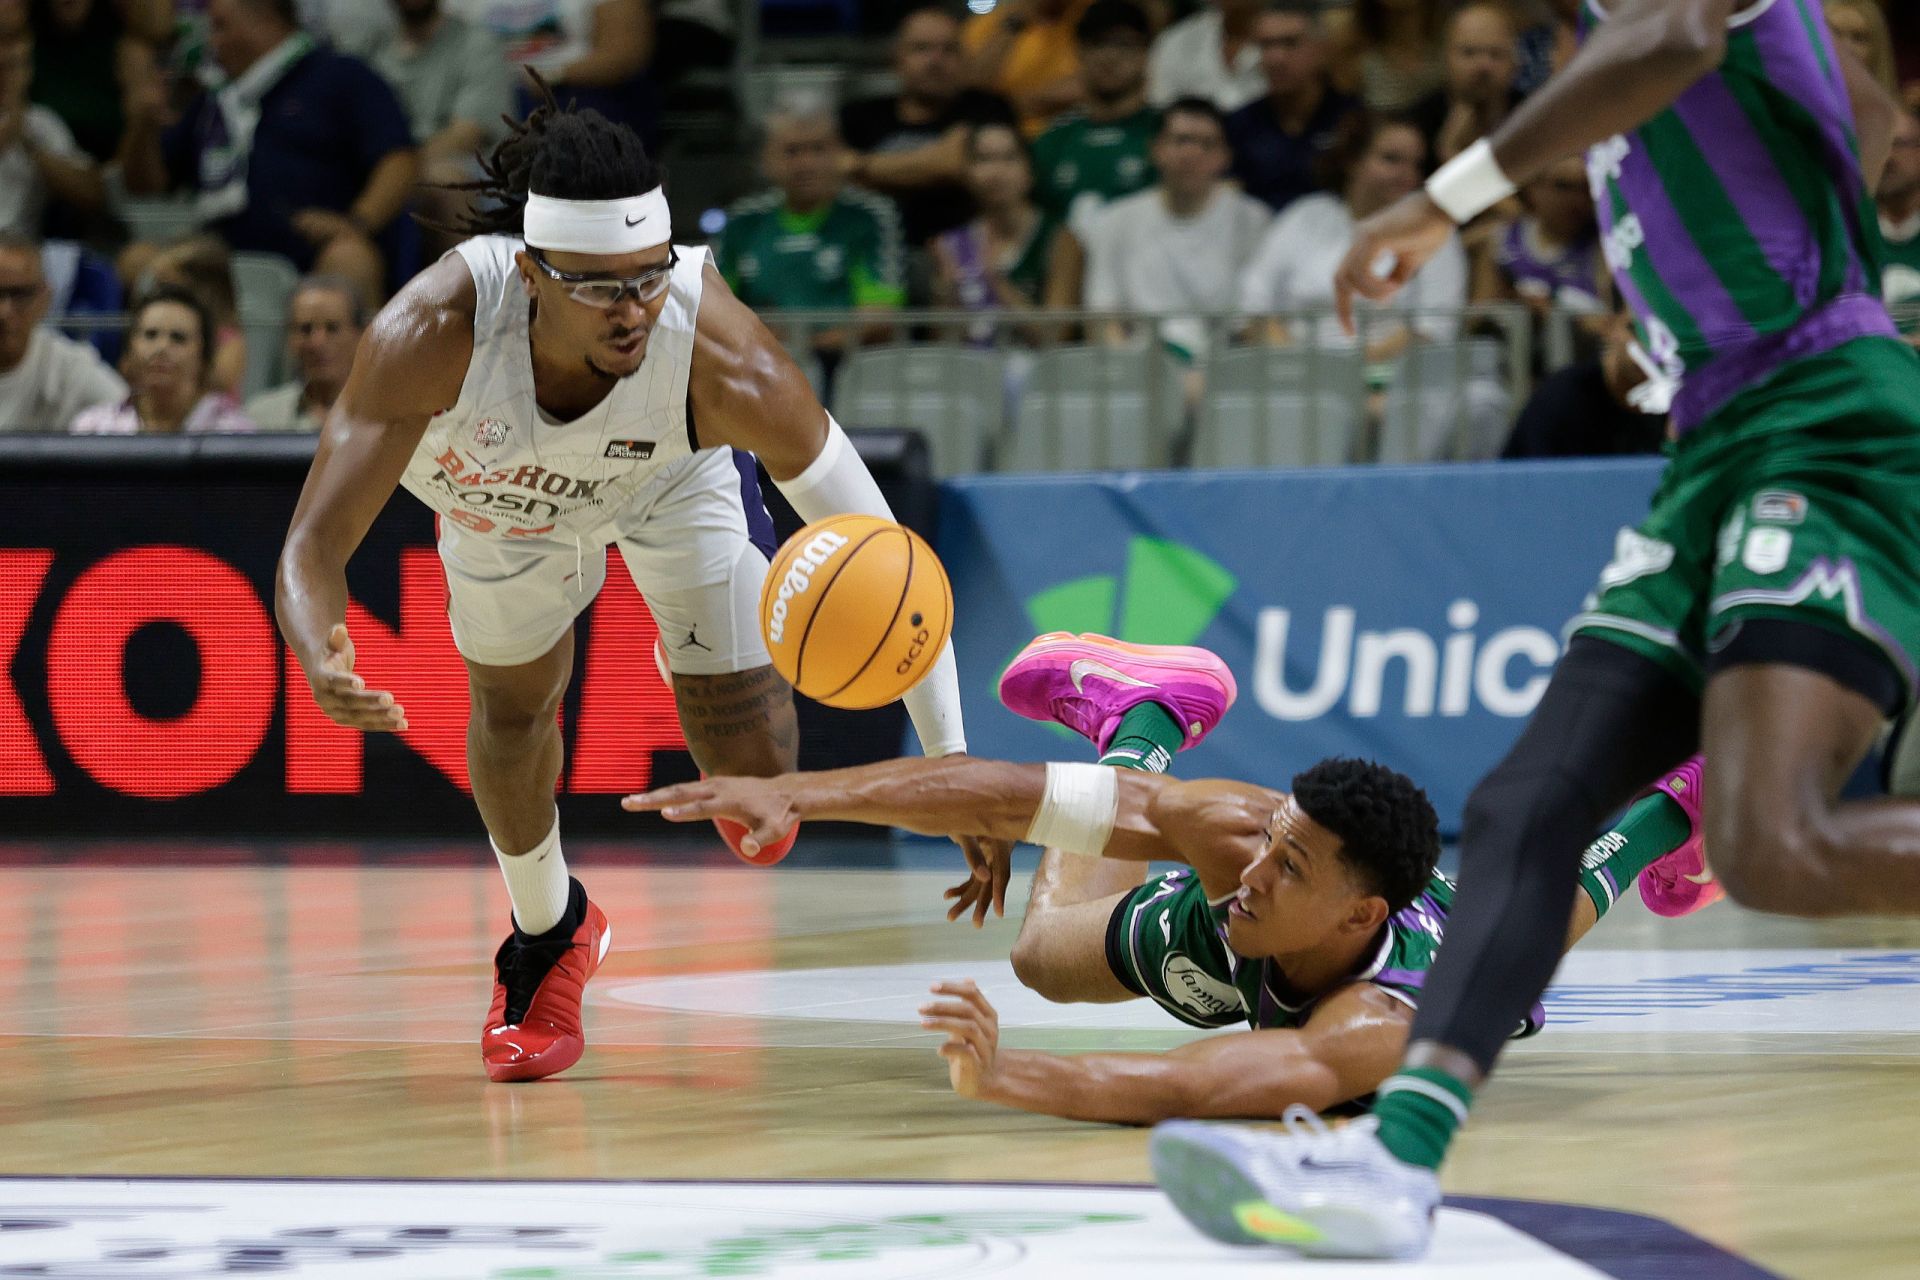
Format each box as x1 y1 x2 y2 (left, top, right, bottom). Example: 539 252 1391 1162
276 84 995 1083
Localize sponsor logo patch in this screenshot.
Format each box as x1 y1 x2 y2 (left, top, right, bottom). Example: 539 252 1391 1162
1751 490 1808 525
473 418 509 447
1742 527 1793 575
1160 953 1242 1019
1598 527 1676 589
605 439 656 461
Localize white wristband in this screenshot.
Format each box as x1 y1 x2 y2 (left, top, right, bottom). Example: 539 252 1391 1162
1424 138 1518 225
1025 762 1119 856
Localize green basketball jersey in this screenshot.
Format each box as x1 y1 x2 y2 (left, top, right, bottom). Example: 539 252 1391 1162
714 188 907 311
1577 0 1897 435
1030 106 1158 237
1106 868 1545 1037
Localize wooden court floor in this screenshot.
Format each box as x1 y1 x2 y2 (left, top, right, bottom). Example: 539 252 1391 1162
1 836 1917 1279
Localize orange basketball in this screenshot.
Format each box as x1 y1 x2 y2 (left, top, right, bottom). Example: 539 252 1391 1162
759 514 954 710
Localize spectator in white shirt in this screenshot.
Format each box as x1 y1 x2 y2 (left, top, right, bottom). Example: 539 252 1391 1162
1239 111 1466 363
1148 0 1266 112
1084 97 1272 360
0 26 106 238
0 233 124 432
246 275 367 431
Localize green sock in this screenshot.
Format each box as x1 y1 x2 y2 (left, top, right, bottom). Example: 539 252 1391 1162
1097 702 1183 773
1372 1067 1474 1170
1577 791 1694 920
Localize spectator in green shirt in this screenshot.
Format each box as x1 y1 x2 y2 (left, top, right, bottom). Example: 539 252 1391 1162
716 96 906 362
1031 0 1160 242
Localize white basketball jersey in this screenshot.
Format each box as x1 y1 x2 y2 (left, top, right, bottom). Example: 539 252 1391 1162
399 235 711 544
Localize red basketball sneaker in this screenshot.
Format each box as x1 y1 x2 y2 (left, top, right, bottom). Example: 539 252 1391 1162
481 878 612 1082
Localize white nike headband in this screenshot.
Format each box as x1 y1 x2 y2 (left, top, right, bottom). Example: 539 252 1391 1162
522 187 671 254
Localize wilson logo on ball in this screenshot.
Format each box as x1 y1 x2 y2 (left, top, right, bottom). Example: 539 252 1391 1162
759 515 954 710
765 529 851 645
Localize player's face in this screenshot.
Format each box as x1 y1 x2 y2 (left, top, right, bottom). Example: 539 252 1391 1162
0 248 48 372
521 245 674 381
966 124 1033 209
128 300 208 399
287 288 363 390
1255 13 1321 99
1445 6 1516 102
1224 794 1375 960
896 11 962 103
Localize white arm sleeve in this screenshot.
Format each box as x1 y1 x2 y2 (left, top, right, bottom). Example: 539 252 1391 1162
772 416 969 756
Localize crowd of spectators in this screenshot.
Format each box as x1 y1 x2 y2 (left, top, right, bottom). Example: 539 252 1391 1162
0 0 659 434
1 0 1917 457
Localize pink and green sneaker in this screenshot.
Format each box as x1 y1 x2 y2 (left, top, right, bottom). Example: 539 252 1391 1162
998 632 1237 753
1636 755 1721 918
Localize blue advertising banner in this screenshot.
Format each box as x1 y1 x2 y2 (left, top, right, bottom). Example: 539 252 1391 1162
937 460 1665 833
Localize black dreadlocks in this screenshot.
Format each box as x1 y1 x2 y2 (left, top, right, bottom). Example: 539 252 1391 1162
433 70 665 237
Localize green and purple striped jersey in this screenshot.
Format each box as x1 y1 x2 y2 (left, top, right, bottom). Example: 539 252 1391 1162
1580 0 1897 434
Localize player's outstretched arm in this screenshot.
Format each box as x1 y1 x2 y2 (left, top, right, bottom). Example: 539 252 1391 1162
1335 0 1739 327
628 763 1282 891
275 255 474 733
626 756 1178 860
922 979 1412 1125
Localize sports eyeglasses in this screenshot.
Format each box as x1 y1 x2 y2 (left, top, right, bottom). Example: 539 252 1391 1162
529 247 678 308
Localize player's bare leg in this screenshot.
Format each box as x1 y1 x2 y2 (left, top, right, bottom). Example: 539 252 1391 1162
672 663 802 863
1704 663 1920 915
466 631 574 855
466 629 612 1083
671 664 799 778
1011 851 1145 1003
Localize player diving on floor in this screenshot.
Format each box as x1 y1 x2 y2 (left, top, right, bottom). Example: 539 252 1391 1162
625 633 1713 1125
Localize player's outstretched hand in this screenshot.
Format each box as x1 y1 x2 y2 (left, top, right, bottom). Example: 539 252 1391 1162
945 835 1015 928
303 623 408 732
1332 191 1456 335
623 776 799 857
919 979 1000 1100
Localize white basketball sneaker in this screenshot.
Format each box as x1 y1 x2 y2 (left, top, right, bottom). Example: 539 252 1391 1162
1149 1108 1441 1260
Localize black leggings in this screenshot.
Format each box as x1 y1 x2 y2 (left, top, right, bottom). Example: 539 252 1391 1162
1411 637 1702 1072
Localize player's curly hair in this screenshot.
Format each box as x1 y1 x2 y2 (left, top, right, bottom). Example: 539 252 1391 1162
431 69 665 237
1291 757 1440 914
